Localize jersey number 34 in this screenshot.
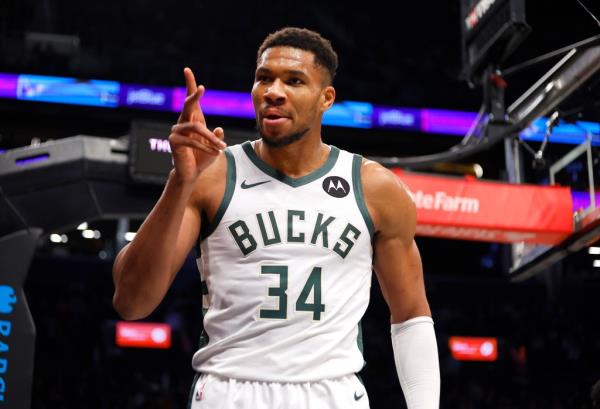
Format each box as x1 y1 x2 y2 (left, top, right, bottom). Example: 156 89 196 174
259 266 325 321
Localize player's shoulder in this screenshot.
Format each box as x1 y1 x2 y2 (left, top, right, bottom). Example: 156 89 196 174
359 158 413 203
358 158 416 233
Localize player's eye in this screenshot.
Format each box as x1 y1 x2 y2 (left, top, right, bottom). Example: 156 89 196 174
256 75 271 83
287 77 304 85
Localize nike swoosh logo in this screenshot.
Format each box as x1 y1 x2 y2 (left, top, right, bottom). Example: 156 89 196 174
354 391 365 401
241 180 271 189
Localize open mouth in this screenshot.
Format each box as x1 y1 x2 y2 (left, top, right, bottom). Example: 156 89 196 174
263 113 289 126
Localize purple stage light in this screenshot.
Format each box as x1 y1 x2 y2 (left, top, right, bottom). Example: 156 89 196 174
571 191 600 212
171 87 255 119
15 154 50 166
0 73 18 99
421 108 478 135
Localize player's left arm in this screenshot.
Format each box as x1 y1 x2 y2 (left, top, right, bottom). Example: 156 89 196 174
362 160 440 409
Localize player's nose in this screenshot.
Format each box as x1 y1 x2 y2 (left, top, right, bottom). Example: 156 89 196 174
264 79 286 105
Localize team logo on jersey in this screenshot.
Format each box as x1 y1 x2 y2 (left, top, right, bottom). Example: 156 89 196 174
322 176 349 198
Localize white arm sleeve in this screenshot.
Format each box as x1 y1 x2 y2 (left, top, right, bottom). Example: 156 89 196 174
391 316 440 409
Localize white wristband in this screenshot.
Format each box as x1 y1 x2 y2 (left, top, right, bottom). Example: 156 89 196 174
391 316 440 409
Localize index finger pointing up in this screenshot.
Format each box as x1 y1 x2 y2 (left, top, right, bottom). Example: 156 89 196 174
183 67 198 96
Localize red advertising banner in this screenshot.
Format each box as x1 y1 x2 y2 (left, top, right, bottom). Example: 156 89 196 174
392 169 573 244
449 336 498 361
115 322 171 349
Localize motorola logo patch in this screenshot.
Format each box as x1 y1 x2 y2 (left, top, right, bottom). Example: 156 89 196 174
322 176 350 198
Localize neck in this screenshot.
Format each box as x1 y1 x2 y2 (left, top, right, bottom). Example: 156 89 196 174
256 134 329 179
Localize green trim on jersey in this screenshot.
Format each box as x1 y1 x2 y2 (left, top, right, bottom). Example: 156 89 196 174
352 154 375 239
241 141 340 188
188 328 210 408
356 321 365 385
187 372 201 409
198 328 209 348
356 321 364 354
200 148 237 241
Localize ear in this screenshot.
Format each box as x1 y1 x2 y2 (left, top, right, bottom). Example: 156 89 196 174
320 85 336 112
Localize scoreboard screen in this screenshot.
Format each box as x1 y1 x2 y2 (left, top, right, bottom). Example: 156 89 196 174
460 0 530 84
129 120 173 184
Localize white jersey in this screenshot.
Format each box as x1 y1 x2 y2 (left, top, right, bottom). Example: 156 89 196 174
192 140 374 382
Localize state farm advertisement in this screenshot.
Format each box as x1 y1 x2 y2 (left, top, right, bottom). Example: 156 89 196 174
392 169 573 244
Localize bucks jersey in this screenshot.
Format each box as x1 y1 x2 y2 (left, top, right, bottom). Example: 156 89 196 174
192 140 374 382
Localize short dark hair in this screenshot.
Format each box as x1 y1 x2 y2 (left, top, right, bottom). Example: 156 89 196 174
257 27 338 84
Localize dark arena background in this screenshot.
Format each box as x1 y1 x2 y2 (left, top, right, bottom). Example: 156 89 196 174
1 1 600 408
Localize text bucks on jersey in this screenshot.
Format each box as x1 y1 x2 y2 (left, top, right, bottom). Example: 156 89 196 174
228 209 363 259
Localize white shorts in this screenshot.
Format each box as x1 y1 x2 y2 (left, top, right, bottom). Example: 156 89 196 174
188 373 370 409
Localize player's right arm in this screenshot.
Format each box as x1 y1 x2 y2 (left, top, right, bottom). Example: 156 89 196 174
112 68 226 320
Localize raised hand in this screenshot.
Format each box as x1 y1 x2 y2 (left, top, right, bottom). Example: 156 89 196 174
169 67 226 183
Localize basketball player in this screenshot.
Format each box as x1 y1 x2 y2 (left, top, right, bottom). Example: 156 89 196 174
112 27 440 408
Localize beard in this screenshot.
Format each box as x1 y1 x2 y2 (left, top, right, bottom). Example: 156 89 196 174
258 126 310 148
